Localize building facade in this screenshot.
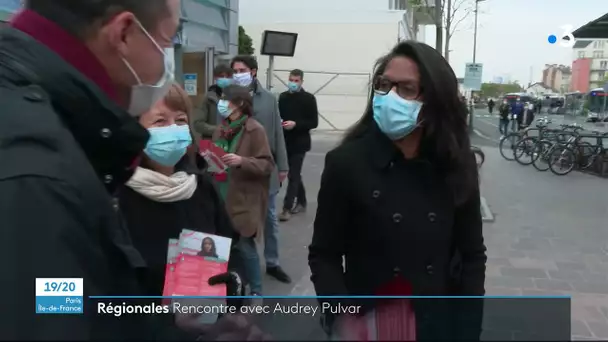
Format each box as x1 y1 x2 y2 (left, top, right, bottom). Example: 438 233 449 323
570 39 608 92
541 64 571 94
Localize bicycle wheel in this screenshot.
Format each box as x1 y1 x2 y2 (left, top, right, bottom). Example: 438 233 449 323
532 140 553 171
514 137 536 165
548 146 576 176
499 133 520 161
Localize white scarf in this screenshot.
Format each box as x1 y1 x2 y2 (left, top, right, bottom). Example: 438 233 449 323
126 167 197 202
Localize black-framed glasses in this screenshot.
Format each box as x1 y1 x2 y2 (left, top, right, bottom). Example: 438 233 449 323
373 76 421 100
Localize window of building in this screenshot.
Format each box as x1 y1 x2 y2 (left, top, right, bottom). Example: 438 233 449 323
593 51 604 58
578 51 585 58
601 61 608 69
599 71 605 80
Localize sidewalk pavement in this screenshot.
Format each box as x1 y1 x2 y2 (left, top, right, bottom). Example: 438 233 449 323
264 131 608 340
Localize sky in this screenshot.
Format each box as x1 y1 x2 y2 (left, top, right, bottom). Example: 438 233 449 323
240 0 607 85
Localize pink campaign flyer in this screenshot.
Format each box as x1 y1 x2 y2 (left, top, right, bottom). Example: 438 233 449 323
165 229 232 298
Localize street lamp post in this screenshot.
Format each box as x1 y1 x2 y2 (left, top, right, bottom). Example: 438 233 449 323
469 0 485 133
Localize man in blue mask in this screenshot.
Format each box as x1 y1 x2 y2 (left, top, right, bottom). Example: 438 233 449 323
0 0 264 340
230 55 292 296
278 69 319 222
193 64 234 140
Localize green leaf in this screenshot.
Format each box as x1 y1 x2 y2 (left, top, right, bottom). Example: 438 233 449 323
238 26 255 55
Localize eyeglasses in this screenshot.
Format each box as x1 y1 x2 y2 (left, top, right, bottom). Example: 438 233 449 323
373 76 421 100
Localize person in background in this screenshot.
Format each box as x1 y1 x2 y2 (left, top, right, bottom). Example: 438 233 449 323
498 100 511 136
309 40 486 340
512 99 524 130
211 85 275 299
0 0 265 340
525 101 535 127
278 69 319 222
192 64 233 141
230 55 292 292
117 83 239 299
536 98 542 113
487 98 495 114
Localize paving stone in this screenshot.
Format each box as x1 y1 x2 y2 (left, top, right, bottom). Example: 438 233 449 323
487 257 512 266
511 237 552 251
534 279 573 291
548 269 585 281
500 267 548 278
587 321 608 339
556 261 589 271
571 319 593 337
485 286 522 296
572 282 608 295
485 276 534 289
508 257 557 270
522 289 567 296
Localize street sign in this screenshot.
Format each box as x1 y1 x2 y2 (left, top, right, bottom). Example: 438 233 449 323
184 73 197 96
464 63 483 91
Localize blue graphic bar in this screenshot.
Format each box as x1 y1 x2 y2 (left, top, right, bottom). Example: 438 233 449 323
36 296 83 314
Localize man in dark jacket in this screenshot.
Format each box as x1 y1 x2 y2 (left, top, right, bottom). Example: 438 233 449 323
192 64 233 140
0 1 262 340
278 69 319 222
498 100 511 136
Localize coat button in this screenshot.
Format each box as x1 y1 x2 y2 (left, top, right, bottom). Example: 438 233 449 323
100 128 112 138
104 175 113 184
392 213 402 223
428 212 437 222
372 190 380 198
426 264 434 275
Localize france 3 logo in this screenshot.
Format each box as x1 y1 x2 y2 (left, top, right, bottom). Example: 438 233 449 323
548 25 575 48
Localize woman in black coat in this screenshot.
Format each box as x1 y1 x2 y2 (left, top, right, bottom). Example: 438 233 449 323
116 84 242 302
308 41 487 340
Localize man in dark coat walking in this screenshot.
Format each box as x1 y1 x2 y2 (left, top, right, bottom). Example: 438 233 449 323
278 69 319 222
0 1 263 340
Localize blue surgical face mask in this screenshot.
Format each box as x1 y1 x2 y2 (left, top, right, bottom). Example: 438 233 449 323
233 72 253 87
144 124 192 166
287 82 300 92
372 91 423 140
217 99 233 119
216 78 233 89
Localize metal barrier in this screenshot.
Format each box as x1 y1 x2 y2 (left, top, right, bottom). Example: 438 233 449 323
268 69 372 131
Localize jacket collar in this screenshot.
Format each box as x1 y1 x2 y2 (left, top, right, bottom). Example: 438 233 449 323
1 17 149 193
364 121 431 170
10 10 121 104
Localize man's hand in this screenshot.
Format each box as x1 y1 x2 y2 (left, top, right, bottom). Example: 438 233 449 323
282 120 296 130
278 171 288 183
222 153 243 167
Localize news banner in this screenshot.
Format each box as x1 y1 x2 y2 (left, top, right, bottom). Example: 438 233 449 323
35 278 572 340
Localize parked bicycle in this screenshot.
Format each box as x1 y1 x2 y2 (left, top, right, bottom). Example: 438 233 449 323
513 123 583 167
499 117 552 161
548 130 608 176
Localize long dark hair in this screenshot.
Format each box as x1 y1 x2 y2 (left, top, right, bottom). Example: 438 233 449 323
199 237 218 258
344 41 477 205
222 85 254 117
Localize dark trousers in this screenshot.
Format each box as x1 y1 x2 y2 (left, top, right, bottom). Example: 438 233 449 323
499 119 509 135
283 152 307 211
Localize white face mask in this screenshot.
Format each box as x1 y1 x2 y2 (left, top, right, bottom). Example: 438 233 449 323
122 20 175 116
233 72 253 87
